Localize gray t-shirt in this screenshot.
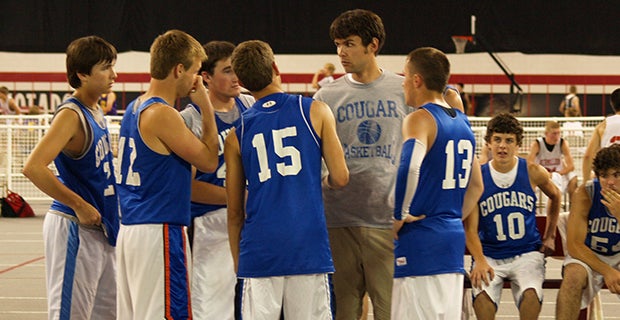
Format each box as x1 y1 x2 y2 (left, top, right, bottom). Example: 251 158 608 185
314 70 410 228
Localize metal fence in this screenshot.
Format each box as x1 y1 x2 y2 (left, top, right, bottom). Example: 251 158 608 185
0 114 605 202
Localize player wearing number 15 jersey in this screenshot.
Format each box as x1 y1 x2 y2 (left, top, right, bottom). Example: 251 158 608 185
391 47 483 319
226 40 348 319
464 113 560 319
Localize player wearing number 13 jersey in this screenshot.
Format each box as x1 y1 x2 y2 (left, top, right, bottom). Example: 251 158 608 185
226 40 348 319
393 103 475 277
391 47 484 319
464 113 561 319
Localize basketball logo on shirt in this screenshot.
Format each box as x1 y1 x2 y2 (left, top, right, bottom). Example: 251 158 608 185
357 120 382 144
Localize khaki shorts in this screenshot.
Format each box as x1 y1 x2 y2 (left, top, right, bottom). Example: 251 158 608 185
328 226 394 320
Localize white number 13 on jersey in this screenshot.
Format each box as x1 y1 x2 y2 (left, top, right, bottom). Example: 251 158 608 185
252 127 302 182
442 139 474 189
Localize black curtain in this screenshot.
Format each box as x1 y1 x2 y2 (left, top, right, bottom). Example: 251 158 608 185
1 0 617 55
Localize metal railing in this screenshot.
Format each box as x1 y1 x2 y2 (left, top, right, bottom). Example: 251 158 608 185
0 115 605 202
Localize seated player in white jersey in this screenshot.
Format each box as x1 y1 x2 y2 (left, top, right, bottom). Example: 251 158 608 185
225 40 349 319
527 120 578 204
464 113 561 319
556 144 620 320
583 87 620 182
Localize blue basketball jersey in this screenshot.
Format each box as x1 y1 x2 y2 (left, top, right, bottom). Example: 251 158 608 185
116 97 191 226
190 97 249 218
235 92 334 277
585 179 620 256
49 97 119 246
394 104 475 277
478 158 540 259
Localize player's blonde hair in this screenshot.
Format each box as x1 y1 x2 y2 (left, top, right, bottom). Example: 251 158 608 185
545 121 560 132
150 30 207 80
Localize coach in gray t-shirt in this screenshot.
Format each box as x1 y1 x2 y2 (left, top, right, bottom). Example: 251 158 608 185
313 9 410 320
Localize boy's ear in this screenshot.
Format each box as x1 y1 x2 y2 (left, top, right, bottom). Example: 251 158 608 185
272 62 280 76
77 72 89 83
368 37 380 55
173 63 184 79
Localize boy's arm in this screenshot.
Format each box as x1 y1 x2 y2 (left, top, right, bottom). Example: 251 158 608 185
8 98 21 114
582 122 604 181
560 139 575 175
526 140 540 164
189 167 227 205
393 110 434 235
224 129 245 273
142 76 219 173
567 186 620 293
463 207 494 289
462 156 483 221
530 162 561 255
310 100 348 189
22 109 101 225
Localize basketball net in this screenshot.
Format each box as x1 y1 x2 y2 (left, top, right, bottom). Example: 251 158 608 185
451 36 472 54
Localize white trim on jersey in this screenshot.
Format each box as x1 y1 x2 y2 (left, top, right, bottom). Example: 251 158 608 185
298 95 320 148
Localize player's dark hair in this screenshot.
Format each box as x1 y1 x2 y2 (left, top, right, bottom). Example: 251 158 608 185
485 113 524 146
593 144 620 178
329 9 385 55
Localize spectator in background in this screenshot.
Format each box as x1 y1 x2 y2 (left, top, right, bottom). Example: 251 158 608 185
582 88 620 182
0 86 22 115
559 85 581 117
527 120 579 204
27 105 42 115
98 88 118 115
311 62 336 90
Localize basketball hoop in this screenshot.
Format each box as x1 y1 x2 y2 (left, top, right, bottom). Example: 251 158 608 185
451 35 473 54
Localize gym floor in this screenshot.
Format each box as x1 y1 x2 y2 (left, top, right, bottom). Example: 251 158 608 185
1 201 618 319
